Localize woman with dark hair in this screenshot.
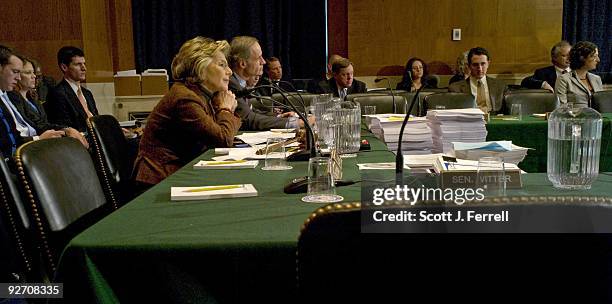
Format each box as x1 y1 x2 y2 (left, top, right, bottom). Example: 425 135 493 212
555 41 603 107
396 57 437 91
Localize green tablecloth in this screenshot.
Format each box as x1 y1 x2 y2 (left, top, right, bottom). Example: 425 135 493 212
57 131 612 303
486 113 612 173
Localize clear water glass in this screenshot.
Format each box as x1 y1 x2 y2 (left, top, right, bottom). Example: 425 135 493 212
511 104 522 120
301 157 344 203
261 137 293 171
476 156 506 197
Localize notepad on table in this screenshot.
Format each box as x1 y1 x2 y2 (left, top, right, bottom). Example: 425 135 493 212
194 160 258 169
171 184 258 201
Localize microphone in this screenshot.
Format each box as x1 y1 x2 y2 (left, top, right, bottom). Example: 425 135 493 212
395 81 427 185
245 85 316 159
373 77 397 113
235 87 261 98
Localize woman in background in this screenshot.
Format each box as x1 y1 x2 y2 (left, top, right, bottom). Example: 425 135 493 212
134 37 242 187
396 57 437 91
449 51 470 85
555 41 603 107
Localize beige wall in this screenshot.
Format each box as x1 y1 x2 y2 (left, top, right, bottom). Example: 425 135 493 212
348 0 563 76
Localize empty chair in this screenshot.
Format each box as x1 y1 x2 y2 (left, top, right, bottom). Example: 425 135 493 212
592 90 612 113
272 92 319 112
0 154 34 282
503 91 559 115
15 137 110 275
422 92 476 114
397 91 437 115
352 95 400 114
298 197 612 302
87 115 137 207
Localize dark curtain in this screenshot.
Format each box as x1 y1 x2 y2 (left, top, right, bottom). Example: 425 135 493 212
131 0 326 81
563 0 612 83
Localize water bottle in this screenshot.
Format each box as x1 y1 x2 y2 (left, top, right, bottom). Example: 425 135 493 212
547 104 602 190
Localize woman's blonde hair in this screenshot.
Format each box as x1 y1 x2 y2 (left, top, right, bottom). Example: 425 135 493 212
171 36 230 87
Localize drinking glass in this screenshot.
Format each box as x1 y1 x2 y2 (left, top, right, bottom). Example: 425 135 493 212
511 104 522 120
301 157 344 203
363 105 377 115
261 137 293 171
476 156 506 197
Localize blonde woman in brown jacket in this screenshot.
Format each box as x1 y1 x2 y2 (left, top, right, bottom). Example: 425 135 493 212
134 37 242 187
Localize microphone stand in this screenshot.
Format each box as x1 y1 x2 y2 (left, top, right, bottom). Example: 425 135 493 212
246 85 316 159
395 83 427 185
374 77 396 113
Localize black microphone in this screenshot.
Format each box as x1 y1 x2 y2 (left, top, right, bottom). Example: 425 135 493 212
373 77 397 113
245 85 316 159
396 82 427 185
235 86 261 98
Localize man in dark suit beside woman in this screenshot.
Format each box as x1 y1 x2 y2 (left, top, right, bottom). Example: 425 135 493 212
316 57 367 99
521 41 572 92
448 47 507 114
45 46 99 133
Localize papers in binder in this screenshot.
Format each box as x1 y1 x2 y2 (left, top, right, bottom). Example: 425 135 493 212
194 160 258 169
171 184 258 201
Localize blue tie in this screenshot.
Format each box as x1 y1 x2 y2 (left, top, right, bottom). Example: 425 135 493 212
1 93 37 137
0 105 17 155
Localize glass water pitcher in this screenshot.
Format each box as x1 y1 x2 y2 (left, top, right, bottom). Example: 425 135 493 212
547 105 602 190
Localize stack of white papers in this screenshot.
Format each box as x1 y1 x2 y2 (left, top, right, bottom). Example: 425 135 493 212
427 108 487 153
452 141 529 165
171 184 258 201
194 160 259 169
235 131 295 146
366 114 433 155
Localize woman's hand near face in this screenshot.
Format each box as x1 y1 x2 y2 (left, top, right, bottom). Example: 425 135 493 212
214 90 237 112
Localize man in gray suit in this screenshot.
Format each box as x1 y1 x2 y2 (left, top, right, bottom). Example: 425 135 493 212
228 36 300 131
449 47 507 114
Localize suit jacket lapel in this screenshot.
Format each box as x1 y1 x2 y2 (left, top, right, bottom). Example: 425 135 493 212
569 72 590 95
61 80 87 119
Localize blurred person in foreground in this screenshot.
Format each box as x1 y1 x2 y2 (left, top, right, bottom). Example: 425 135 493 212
133 37 241 188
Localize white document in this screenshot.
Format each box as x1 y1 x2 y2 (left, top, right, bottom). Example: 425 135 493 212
171 184 258 201
194 160 259 169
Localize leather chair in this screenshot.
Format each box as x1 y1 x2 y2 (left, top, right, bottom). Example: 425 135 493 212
503 91 559 115
272 92 319 113
297 197 612 302
592 90 612 113
397 91 436 115
352 95 399 114
15 137 109 275
422 92 476 114
87 115 137 207
0 154 34 282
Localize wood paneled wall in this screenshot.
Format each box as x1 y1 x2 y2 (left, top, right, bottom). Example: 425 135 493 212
0 0 134 82
348 0 563 76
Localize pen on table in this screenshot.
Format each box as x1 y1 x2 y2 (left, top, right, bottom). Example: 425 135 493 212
183 185 244 192
203 160 247 165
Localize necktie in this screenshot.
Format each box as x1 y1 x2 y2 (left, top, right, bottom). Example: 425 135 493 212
2 93 37 136
77 85 93 118
476 80 490 113
0 104 17 155
340 88 347 100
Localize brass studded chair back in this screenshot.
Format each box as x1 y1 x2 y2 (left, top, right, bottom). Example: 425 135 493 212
15 137 109 274
503 90 559 115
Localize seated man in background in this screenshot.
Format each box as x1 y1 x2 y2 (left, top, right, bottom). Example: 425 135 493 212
45 46 99 133
449 47 507 114
521 41 572 92
257 57 293 96
228 36 303 130
317 57 367 99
